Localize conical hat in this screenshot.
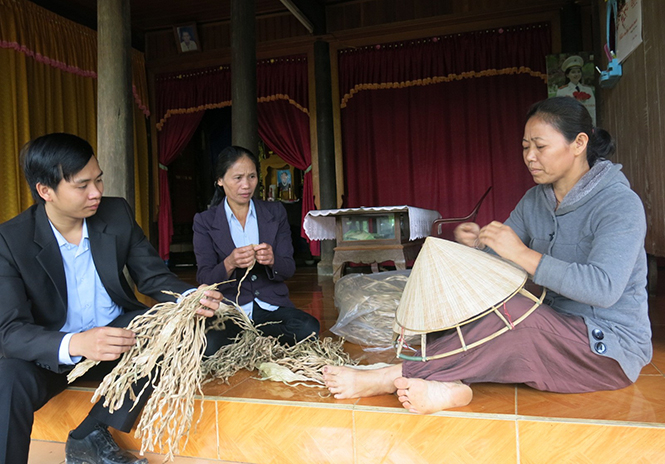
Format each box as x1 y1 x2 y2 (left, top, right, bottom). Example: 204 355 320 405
394 237 527 335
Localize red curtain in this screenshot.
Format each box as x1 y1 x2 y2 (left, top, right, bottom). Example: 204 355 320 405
156 112 204 260
339 23 551 225
256 57 318 255
155 67 233 132
155 68 232 260
155 60 314 260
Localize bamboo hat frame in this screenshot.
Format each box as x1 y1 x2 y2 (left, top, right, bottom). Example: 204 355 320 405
393 237 545 361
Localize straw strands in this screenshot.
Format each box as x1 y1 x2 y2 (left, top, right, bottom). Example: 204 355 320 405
67 284 221 460
67 272 353 461
202 332 353 387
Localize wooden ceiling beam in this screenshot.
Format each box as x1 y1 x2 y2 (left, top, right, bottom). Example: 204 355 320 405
280 0 326 35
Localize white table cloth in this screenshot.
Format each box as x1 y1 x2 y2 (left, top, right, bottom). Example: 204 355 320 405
303 206 441 241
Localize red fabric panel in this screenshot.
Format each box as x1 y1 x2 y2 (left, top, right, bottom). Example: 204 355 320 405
339 24 551 225
257 56 308 106
155 69 228 260
338 24 551 99
155 68 232 126
155 56 313 260
256 57 318 255
157 111 205 260
258 101 318 254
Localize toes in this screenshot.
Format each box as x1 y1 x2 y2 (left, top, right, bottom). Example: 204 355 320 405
322 366 341 379
394 376 410 389
401 400 421 414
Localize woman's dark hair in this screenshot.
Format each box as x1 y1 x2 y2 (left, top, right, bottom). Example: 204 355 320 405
20 133 95 204
209 146 260 207
526 97 615 167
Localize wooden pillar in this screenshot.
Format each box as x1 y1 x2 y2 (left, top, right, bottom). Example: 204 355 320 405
231 0 258 156
560 1 583 53
97 0 134 208
313 40 337 274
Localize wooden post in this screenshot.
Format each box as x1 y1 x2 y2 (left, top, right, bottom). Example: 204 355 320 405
231 0 258 156
97 0 134 208
313 40 337 275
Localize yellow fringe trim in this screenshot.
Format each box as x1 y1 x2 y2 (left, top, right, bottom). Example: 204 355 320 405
156 101 231 131
257 94 309 115
156 94 308 131
340 67 547 108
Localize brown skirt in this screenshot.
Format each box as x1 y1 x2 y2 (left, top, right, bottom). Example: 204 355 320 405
401 294 632 393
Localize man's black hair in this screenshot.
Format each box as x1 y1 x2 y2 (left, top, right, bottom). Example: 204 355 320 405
20 133 95 204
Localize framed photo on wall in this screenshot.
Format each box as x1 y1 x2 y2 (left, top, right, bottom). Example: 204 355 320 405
174 23 200 53
277 169 292 192
546 52 596 125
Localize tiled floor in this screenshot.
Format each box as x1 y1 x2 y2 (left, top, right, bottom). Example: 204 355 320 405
30 264 665 463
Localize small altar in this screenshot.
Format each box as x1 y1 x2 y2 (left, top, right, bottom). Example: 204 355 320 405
303 206 440 282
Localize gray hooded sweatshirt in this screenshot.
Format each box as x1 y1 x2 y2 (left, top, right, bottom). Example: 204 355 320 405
504 160 651 382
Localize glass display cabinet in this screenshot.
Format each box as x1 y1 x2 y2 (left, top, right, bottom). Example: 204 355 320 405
336 212 410 247
303 205 441 283
331 210 421 282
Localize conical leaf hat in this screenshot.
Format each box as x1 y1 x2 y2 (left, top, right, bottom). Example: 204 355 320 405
394 237 527 335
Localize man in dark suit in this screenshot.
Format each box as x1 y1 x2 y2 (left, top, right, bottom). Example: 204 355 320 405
0 133 223 464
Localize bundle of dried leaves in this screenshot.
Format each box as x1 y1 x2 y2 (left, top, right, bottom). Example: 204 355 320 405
67 274 355 461
68 284 224 460
201 330 354 387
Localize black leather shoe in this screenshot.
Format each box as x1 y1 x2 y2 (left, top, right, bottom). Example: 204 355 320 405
65 425 148 464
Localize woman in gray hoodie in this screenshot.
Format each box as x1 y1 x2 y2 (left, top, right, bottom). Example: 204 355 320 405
323 97 651 414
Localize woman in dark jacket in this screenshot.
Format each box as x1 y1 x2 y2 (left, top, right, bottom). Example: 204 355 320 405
193 146 319 353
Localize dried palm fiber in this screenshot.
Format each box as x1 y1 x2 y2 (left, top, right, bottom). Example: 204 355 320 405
202 331 353 387
393 236 545 361
67 263 353 460
200 264 354 387
257 335 354 386
201 317 354 386
66 283 234 461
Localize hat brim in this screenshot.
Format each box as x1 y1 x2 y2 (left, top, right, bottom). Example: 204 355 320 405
394 287 546 361
394 237 528 334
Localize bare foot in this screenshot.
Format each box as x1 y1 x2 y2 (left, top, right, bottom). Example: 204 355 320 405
322 364 402 399
394 377 473 414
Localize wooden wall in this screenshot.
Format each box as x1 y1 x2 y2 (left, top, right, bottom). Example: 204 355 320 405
597 0 665 257
144 0 571 72
325 0 453 31
144 0 572 212
146 11 311 72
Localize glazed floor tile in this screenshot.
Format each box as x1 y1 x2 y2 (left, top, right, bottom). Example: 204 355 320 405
196 265 665 425
30 264 665 463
